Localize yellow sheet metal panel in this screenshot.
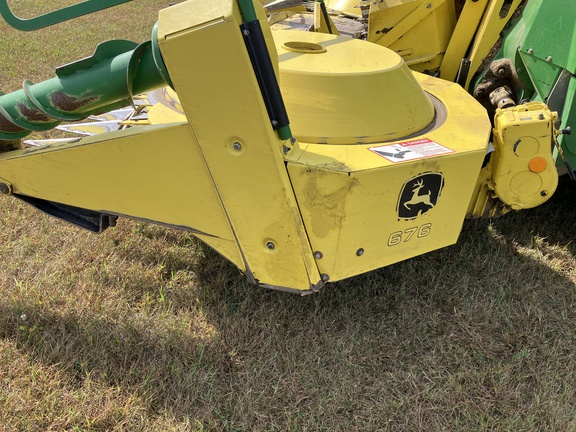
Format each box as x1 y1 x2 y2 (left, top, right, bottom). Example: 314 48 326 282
368 0 456 72
148 102 186 124
263 0 307 14
440 0 489 82
369 0 420 44
274 30 435 145
158 0 279 77
0 124 243 266
287 73 491 282
289 152 485 280
325 0 363 18
157 0 321 291
157 0 233 40
147 87 186 124
314 2 340 35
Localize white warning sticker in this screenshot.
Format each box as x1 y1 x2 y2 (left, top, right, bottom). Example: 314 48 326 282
369 138 454 163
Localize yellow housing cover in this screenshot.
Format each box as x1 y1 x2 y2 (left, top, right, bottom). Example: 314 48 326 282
275 31 435 144
276 32 491 284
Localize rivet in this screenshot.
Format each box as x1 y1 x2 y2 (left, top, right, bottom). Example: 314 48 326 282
321 274 330 282
356 248 364 256
313 251 323 259
540 190 548 197
527 48 534 55
546 56 552 62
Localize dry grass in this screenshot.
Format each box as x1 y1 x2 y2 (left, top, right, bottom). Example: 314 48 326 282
2 1 576 431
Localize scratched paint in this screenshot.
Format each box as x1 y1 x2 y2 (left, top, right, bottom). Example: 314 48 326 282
301 167 358 238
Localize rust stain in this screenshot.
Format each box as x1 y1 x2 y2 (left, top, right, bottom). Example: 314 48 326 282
50 91 99 112
0 112 25 133
17 102 52 122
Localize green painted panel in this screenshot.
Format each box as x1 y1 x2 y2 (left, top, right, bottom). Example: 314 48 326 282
502 0 576 95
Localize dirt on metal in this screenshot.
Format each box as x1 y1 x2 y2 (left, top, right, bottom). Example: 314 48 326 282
50 91 99 112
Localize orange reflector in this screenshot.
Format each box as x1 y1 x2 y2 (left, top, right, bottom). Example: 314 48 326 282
529 157 547 173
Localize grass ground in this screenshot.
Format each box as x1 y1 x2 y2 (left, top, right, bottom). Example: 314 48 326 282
1 1 576 431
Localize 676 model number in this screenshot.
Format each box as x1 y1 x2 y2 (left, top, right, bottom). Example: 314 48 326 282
387 223 432 247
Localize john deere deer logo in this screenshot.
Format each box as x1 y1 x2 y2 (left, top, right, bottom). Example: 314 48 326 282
398 173 444 219
403 179 434 210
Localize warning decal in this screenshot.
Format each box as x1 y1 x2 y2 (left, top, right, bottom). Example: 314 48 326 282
369 138 454 163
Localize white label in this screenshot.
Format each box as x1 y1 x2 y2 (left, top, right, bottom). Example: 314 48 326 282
369 138 454 163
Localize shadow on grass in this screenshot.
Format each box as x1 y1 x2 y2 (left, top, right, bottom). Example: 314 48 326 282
485 175 576 254
1 178 576 430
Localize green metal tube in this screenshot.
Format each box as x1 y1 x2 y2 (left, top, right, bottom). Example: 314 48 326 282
237 0 258 22
0 39 168 140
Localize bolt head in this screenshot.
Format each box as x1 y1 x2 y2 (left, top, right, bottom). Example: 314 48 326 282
313 251 323 259
266 242 275 250
321 274 330 282
496 67 507 77
233 142 242 151
0 183 10 194
356 248 365 256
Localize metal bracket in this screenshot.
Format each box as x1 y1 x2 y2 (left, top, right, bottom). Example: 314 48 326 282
0 0 132 31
